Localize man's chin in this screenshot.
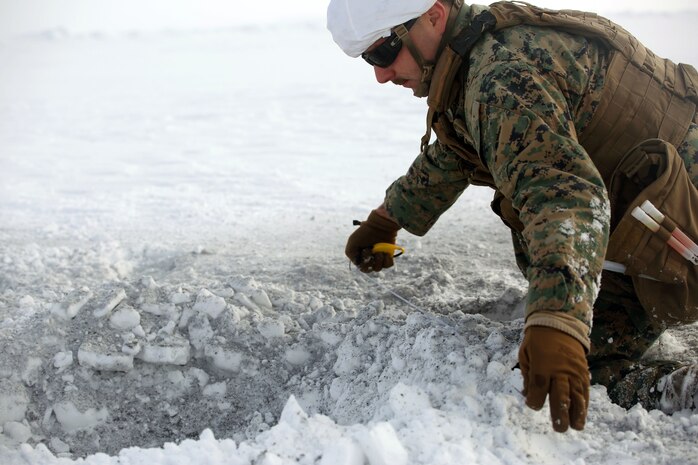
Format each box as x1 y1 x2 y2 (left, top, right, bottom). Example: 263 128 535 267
412 82 430 98
392 79 428 98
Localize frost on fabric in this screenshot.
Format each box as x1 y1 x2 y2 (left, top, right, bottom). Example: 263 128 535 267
559 219 576 237
589 195 611 234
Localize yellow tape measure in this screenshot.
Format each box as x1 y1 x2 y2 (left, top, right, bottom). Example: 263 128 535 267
371 242 405 257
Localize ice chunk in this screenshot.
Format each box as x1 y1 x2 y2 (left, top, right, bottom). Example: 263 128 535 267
388 383 431 416
0 380 30 424
3 421 31 443
141 302 177 317
53 351 73 373
230 305 249 322
320 330 343 346
320 437 365 465
178 307 196 328
333 342 362 375
257 318 285 339
356 422 408 465
92 288 127 318
279 395 308 428
78 343 134 372
188 313 214 351
49 437 70 454
391 354 405 371
285 346 311 366
205 345 242 372
51 288 93 320
212 287 235 298
202 381 227 398
109 306 141 330
121 338 142 356
309 296 324 311
188 367 210 387
18 295 35 308
137 335 191 365
234 293 258 312
53 401 108 433
193 289 227 319
485 330 505 350
170 290 192 305
140 276 157 289
259 453 283 465
21 357 43 386
228 275 258 293
313 305 336 324
158 320 177 336
250 289 272 310
486 360 508 380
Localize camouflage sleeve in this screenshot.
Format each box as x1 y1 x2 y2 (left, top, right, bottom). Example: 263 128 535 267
384 140 472 236
470 59 611 348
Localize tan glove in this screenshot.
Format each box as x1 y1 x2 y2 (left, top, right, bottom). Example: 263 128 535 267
518 326 590 432
346 210 400 272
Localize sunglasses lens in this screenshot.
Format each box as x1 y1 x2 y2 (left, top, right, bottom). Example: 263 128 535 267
361 18 417 68
362 38 401 68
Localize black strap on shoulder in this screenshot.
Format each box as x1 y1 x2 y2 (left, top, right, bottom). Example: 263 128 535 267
448 10 497 59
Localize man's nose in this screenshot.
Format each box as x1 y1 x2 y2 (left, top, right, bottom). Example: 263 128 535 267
374 66 395 84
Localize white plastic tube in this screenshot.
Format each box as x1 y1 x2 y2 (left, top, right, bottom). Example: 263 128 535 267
641 200 698 257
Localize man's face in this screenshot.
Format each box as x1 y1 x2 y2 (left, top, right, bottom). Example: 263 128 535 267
364 7 444 94
369 37 423 91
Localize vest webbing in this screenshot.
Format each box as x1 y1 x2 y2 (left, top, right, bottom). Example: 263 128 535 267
426 1 698 191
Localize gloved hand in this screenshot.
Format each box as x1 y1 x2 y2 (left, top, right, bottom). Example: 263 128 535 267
346 209 400 273
518 326 590 432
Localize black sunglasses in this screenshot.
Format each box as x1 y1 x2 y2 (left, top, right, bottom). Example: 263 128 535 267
361 18 418 68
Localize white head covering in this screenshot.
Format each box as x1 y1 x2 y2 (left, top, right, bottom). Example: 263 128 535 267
327 0 437 57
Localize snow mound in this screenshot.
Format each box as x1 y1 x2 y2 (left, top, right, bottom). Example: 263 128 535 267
0 264 529 459
2 261 697 465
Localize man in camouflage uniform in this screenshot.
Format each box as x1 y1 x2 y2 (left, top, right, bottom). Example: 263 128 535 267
328 0 698 433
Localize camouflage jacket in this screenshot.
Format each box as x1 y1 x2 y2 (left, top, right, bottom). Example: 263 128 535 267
384 4 698 349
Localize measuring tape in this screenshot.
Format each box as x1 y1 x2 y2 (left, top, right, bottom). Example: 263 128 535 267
371 242 405 257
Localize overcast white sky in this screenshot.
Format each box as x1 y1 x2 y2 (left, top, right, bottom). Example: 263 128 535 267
0 0 696 37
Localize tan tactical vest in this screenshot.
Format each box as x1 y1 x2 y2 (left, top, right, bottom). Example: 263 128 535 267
426 1 698 324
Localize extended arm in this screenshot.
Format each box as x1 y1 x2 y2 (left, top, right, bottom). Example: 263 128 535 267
384 139 473 236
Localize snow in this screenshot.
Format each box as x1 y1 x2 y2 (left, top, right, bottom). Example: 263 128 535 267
0 11 697 465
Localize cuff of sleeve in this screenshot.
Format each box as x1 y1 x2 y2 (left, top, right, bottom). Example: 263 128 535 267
524 311 591 352
525 267 594 326
367 209 401 232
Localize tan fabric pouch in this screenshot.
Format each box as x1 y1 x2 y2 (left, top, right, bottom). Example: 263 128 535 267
606 139 698 326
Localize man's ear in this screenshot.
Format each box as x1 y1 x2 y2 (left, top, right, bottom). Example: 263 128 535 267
425 1 449 32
